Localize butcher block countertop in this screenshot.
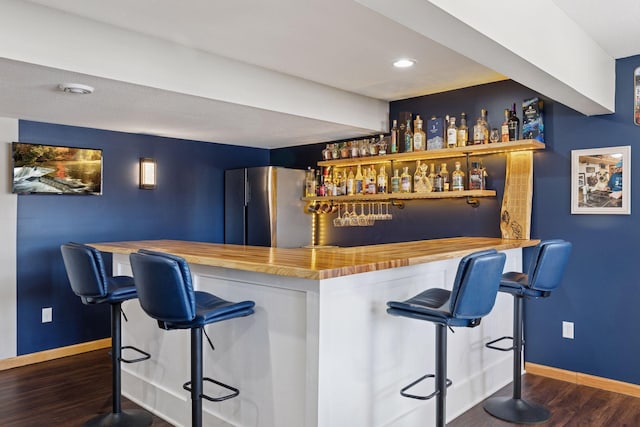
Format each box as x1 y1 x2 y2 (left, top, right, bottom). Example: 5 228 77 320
89 237 539 280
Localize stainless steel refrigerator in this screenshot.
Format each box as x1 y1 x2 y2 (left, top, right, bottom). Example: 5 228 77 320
224 166 311 248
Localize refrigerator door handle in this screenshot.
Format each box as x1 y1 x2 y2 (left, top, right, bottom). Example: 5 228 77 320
245 177 251 206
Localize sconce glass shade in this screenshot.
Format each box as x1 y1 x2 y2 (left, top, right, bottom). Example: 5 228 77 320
139 157 156 189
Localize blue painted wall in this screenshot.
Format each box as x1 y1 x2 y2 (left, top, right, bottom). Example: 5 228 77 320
17 121 269 355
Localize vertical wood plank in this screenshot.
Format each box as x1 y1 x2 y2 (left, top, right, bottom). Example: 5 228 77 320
501 151 533 239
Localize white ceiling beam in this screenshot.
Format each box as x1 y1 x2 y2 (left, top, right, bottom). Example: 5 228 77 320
0 0 388 134
358 0 615 116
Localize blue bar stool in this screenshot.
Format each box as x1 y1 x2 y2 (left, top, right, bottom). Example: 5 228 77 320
60 242 152 427
483 239 572 424
129 249 255 427
387 249 507 427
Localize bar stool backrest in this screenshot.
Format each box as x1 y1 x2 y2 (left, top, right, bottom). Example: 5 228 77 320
61 242 108 301
527 240 572 292
449 250 506 319
130 250 196 323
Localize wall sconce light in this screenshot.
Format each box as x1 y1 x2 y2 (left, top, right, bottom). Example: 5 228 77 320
139 157 157 189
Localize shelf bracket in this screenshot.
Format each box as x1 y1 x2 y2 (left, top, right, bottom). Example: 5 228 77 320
466 197 480 208
391 199 405 209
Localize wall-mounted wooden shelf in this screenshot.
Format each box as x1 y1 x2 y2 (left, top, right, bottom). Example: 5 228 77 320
317 139 545 168
302 190 496 203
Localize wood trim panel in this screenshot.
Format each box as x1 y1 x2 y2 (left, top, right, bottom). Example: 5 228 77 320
525 362 640 398
0 338 111 371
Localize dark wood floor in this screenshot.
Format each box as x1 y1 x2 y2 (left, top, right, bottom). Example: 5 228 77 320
1 350 639 426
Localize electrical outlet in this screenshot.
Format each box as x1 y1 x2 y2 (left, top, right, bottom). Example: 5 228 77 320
42 307 52 323
562 321 574 339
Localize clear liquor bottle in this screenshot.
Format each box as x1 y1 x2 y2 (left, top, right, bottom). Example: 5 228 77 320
391 169 400 193
404 118 413 153
346 167 355 195
413 160 423 192
452 162 465 191
413 116 426 151
457 113 468 147
501 109 510 142
469 161 484 190
428 162 436 189
377 166 388 194
355 164 364 195
390 120 399 154
473 109 489 144
433 165 444 192
440 163 450 191
367 166 377 194
400 166 411 193
446 117 457 148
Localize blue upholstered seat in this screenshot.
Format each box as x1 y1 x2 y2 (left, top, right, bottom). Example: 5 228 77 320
61 242 138 305
498 239 572 298
129 249 254 329
387 249 507 327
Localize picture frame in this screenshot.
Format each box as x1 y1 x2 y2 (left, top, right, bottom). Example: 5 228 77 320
571 146 630 215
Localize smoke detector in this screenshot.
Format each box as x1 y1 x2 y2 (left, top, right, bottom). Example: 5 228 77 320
58 83 94 94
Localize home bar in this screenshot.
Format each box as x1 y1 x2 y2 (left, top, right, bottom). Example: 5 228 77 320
2 2 640 427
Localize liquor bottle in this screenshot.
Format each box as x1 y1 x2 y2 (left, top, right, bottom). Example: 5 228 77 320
346 167 355 195
413 160 422 193
440 163 450 191
501 109 510 142
324 168 333 196
355 164 364 195
413 116 426 151
428 162 436 189
473 109 489 144
469 161 483 190
377 134 387 155
508 103 520 141
457 113 468 147
305 167 316 197
400 166 411 193
318 168 326 196
367 166 377 194
377 165 388 194
433 165 444 192
452 161 465 191
404 118 413 153
446 117 457 148
390 120 399 154
339 171 347 196
391 169 400 193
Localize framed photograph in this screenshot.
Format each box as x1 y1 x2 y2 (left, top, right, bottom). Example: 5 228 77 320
571 146 630 214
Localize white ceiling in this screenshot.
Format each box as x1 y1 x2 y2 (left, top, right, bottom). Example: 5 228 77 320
0 0 637 149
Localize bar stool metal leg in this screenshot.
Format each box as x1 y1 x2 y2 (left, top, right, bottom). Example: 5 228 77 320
435 323 447 427
84 303 153 427
483 296 550 424
192 327 203 427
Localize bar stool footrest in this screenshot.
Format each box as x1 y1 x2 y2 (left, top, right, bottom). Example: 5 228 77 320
485 336 516 351
183 377 240 402
483 396 550 424
120 345 151 364
400 373 452 400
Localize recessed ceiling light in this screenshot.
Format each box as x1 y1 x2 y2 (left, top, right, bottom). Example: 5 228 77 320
58 83 94 95
393 58 416 68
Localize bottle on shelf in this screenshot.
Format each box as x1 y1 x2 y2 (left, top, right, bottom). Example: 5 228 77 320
404 118 414 153
469 161 484 190
355 164 364 195
473 109 489 144
390 120 399 154
440 163 450 191
391 169 400 193
366 166 377 194
452 161 465 191
413 115 426 151
377 134 387 155
346 167 355 196
400 166 411 193
433 165 444 192
428 162 436 189
501 109 510 142
305 167 316 198
446 116 457 149
413 160 431 193
377 165 388 194
457 112 468 147
413 160 422 193
318 167 326 196
508 103 520 141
